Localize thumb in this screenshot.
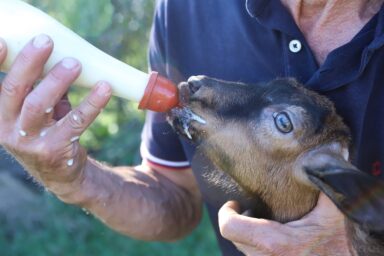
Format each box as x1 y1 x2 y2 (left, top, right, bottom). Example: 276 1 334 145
219 201 286 246
301 192 344 223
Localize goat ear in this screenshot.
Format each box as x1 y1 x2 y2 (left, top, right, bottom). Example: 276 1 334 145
304 155 384 232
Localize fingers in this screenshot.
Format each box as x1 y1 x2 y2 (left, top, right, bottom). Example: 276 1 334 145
219 199 349 256
19 58 81 136
54 81 112 142
218 201 288 249
0 38 7 66
23 81 111 181
0 34 53 121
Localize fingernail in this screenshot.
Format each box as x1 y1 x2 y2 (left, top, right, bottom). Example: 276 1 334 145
33 34 51 49
62 58 79 69
45 107 53 114
96 82 112 97
66 159 74 167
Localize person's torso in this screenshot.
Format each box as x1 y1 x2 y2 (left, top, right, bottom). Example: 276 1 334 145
154 0 384 254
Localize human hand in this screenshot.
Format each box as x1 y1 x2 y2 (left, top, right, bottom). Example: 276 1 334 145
0 35 112 196
218 193 353 256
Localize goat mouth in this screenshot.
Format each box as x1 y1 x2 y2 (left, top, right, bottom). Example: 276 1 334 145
168 107 206 140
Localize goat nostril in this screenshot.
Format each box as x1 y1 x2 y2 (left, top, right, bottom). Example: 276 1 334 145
187 76 203 95
188 82 201 95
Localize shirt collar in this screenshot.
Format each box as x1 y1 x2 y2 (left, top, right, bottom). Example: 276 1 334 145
245 0 303 39
246 0 384 92
246 0 384 48
245 0 268 18
369 3 384 50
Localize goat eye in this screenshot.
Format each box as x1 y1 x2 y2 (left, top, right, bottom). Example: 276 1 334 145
273 112 293 133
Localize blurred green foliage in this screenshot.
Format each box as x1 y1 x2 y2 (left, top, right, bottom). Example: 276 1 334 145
0 193 220 256
0 1 220 255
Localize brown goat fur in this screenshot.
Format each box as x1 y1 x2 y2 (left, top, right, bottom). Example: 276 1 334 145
168 76 384 255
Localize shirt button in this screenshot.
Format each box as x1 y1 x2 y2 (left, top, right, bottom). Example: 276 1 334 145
289 39 302 53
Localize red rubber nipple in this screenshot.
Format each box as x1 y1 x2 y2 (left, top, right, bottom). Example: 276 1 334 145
138 72 179 112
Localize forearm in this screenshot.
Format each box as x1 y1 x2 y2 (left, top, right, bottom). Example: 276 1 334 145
0 36 202 241
50 158 202 241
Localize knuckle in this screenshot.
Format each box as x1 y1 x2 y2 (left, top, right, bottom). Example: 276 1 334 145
47 68 64 84
47 62 79 85
18 51 33 66
23 96 44 116
85 96 100 111
219 215 234 237
2 76 21 96
67 109 86 130
36 142 69 166
37 145 52 163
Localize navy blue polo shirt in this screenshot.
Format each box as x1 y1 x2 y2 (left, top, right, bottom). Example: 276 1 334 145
141 0 384 255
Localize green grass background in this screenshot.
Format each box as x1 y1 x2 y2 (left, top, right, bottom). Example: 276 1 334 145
0 193 220 256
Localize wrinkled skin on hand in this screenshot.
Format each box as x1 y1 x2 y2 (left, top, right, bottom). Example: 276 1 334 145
218 193 353 256
0 35 112 196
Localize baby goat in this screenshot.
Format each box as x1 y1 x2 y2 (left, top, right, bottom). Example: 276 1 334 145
168 76 384 255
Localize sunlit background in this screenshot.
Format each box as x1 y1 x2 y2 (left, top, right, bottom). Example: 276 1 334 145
0 0 220 255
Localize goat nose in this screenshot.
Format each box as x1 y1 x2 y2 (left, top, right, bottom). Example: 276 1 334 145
187 76 204 95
